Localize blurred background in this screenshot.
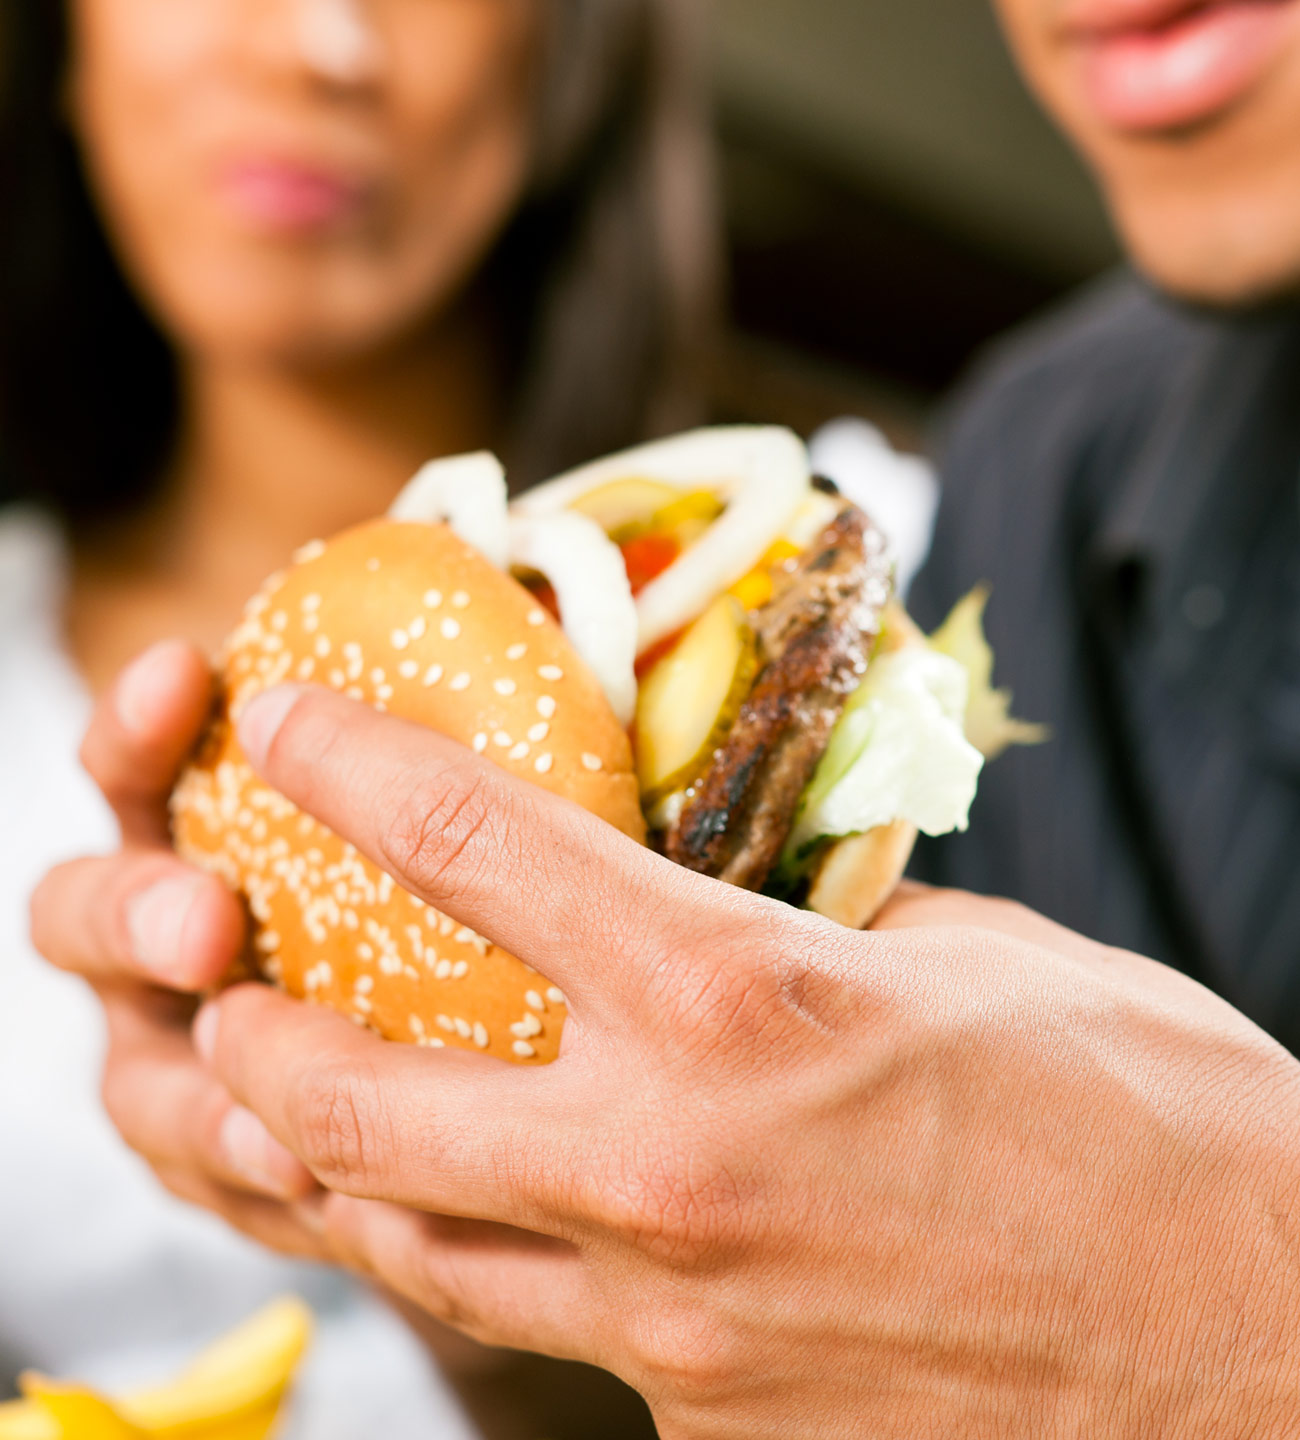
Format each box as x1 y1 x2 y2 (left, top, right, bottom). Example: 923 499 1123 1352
712 0 1116 444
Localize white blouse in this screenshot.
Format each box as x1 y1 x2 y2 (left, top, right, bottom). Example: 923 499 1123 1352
0 509 477 1440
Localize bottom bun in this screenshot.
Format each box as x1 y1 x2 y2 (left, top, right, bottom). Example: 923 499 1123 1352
804 820 919 930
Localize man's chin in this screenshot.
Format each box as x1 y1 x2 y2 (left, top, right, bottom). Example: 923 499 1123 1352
1120 216 1300 312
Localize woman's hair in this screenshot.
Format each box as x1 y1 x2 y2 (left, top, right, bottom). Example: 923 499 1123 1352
0 0 719 522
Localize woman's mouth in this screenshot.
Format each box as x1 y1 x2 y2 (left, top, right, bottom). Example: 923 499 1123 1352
1064 0 1299 132
216 159 373 234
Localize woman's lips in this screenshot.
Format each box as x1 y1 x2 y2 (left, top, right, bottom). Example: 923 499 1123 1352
216 160 372 233
1069 0 1298 132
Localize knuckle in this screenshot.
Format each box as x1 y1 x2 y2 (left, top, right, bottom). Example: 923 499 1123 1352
289 1057 390 1192
601 1132 747 1271
662 951 793 1063
378 763 501 904
624 1295 743 1405
99 1058 139 1143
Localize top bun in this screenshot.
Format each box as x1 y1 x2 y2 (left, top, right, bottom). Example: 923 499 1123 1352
173 520 644 1065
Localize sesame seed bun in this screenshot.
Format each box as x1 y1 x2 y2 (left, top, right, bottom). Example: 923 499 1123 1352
805 821 918 931
172 520 645 1065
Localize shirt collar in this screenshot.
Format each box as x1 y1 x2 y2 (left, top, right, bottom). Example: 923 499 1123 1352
1087 300 1300 675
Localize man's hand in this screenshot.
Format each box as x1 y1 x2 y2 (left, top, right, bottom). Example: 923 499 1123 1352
146 682 1300 1438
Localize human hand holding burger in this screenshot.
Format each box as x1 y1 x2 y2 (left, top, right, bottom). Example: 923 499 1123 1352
30 431 1300 1434
32 643 1300 1439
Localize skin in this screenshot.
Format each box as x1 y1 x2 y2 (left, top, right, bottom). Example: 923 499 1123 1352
32 649 1300 1437
64 0 542 692
992 0 1300 303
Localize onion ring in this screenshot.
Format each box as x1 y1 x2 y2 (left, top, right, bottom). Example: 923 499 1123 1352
389 452 509 571
508 512 638 726
516 427 811 653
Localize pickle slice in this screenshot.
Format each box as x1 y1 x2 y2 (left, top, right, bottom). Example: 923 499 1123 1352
635 594 758 805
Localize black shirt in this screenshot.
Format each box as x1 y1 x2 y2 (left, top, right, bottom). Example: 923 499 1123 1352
910 273 1300 1053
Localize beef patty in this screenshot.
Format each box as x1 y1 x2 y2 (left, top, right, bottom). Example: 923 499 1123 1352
663 504 893 891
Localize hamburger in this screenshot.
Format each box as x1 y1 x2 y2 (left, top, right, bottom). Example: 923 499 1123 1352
174 428 1039 1063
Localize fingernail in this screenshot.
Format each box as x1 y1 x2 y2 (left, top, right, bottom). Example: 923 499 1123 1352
193 1003 220 1065
237 686 305 770
220 1105 307 1201
127 875 206 984
115 641 189 736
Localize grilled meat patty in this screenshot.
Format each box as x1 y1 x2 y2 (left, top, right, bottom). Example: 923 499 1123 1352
663 504 893 891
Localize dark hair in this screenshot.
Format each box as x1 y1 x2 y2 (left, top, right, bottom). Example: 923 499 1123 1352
0 0 718 523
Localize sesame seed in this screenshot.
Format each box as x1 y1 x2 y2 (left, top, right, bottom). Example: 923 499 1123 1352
355 995 373 1014
493 731 512 747
271 611 288 632
528 722 550 743
377 684 394 701
454 1017 473 1039
506 644 527 660
399 660 419 680
429 1037 446 1048
303 614 320 633
423 664 443 687
525 990 545 1011
294 540 326 564
509 742 530 761
493 678 518 697
511 1013 543 1039
329 669 346 688
527 609 546 627
546 986 567 1006
452 960 470 979
472 1022 490 1049
302 593 322 612
315 637 331 658
345 685 364 701
297 658 316 680
451 591 470 609
436 1014 455 1033
367 664 383 682
424 589 443 609
440 618 461 640
391 629 410 650
435 958 453 980
538 665 563 682
582 753 604 772
403 615 425 642
409 1015 425 1036
534 753 554 774
355 974 375 994
537 696 557 719
344 643 362 661
443 672 468 694
472 733 489 754
512 1041 537 1059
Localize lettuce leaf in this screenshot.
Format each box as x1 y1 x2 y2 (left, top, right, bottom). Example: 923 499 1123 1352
928 586 1048 760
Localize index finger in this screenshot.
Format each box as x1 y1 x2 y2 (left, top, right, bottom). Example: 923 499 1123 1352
235 685 732 1015
80 641 215 845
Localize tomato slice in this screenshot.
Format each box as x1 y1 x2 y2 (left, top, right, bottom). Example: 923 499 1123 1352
620 532 680 596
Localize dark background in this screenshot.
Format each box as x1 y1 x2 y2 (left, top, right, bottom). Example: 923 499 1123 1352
712 0 1118 445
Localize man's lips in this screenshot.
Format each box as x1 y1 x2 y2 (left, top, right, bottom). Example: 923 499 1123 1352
1065 0 1298 132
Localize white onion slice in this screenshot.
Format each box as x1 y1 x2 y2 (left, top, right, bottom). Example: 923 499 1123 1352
508 512 638 726
515 427 812 653
389 452 509 571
